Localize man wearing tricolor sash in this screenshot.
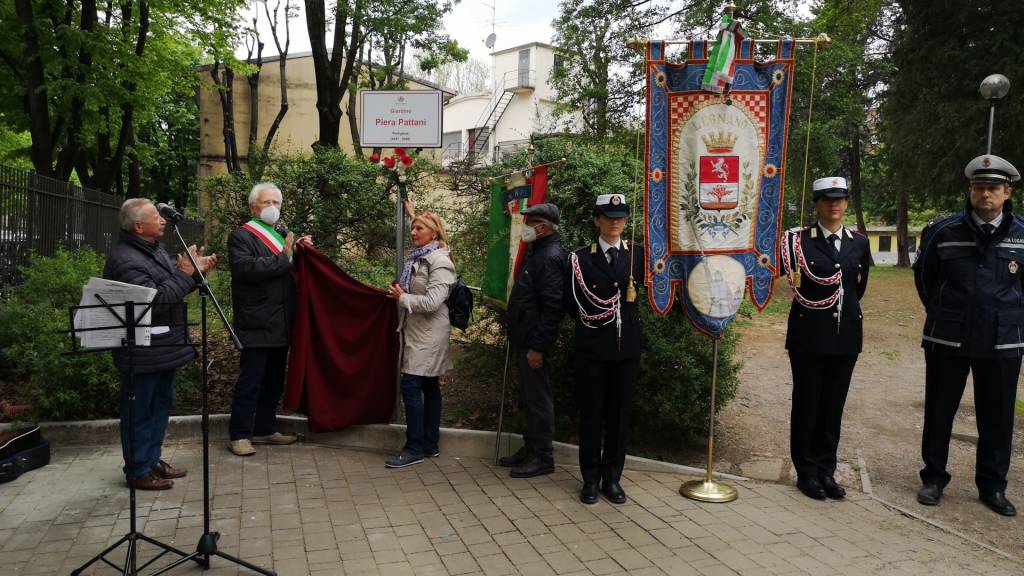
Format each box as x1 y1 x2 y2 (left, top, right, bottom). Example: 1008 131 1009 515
227 183 311 457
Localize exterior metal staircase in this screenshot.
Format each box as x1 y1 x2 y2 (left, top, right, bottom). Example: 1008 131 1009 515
466 70 534 160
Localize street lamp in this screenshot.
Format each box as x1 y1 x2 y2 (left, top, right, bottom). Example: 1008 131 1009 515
979 74 1010 154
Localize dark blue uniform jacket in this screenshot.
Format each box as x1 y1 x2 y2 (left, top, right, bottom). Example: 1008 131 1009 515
914 202 1024 358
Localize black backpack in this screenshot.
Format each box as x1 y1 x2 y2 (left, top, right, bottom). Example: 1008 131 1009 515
447 276 474 331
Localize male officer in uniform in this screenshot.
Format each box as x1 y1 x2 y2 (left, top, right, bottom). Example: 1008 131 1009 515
781 177 871 500
501 203 566 478
914 154 1022 516
566 193 643 505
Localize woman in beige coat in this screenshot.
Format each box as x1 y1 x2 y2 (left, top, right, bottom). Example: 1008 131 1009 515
384 211 456 468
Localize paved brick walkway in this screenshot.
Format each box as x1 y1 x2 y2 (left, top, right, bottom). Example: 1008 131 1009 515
0 442 1017 575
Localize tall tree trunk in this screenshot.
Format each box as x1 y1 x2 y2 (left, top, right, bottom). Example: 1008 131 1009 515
847 130 868 234
896 185 910 267
247 29 264 167
304 0 363 149
211 61 241 173
262 0 292 160
14 0 55 176
347 86 362 157
55 0 98 182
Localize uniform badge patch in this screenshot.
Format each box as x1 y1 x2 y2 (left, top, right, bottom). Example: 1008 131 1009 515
1010 261 1018 274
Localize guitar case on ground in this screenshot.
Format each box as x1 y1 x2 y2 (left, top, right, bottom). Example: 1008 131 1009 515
0 426 50 483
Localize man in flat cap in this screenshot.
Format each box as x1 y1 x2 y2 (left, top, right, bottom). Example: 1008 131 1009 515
781 177 871 501
565 194 643 505
913 154 1022 516
501 203 566 478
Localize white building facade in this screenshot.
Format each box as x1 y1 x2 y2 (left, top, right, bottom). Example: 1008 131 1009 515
441 42 577 165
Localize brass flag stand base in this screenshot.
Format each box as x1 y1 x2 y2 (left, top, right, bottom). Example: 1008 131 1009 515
680 338 738 503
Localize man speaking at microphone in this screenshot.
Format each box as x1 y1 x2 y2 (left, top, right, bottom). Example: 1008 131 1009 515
227 182 312 457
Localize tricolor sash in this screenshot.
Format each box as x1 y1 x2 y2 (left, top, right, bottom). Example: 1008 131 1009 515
243 219 285 255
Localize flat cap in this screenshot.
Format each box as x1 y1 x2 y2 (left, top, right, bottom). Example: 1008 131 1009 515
520 202 560 225
965 154 1020 184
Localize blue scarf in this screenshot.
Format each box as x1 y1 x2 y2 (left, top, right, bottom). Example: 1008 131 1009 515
399 241 441 291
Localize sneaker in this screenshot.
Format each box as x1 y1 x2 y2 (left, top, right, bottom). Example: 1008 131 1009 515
252 432 299 445
425 448 440 458
385 451 425 468
229 438 256 456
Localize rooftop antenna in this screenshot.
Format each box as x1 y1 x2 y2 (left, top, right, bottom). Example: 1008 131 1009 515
483 1 497 49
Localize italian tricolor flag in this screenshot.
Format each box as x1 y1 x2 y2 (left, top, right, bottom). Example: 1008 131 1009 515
243 219 285 254
482 165 548 308
702 15 746 94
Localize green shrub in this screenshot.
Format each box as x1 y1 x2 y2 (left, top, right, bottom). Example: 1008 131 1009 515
0 249 120 420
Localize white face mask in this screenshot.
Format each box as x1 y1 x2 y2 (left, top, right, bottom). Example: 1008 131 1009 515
260 206 280 226
520 225 538 243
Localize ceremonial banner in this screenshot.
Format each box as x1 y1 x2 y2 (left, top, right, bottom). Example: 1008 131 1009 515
645 38 796 337
482 165 549 307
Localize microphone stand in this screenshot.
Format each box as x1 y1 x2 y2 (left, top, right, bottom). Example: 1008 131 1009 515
151 222 275 576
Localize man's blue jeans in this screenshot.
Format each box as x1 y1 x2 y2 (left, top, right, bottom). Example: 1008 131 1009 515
401 373 441 456
120 370 175 478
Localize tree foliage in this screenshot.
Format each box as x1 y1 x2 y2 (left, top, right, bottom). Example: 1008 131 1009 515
550 0 664 137
0 0 244 197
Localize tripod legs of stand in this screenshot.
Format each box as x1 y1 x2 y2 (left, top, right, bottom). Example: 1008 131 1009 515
72 329 202 575
147 532 276 576
71 532 198 575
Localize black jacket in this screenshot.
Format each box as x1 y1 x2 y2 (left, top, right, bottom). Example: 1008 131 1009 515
914 203 1024 358
103 231 198 374
784 225 871 355
228 225 296 348
565 240 644 361
507 234 566 352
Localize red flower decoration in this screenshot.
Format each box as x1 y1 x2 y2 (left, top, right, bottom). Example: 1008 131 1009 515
394 147 407 158
401 155 414 168
370 152 380 163
382 156 396 169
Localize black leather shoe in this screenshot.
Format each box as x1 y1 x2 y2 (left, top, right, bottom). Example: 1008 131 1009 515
601 481 627 504
797 477 827 500
917 484 942 506
498 446 533 468
820 476 846 499
580 483 598 504
510 455 554 478
980 491 1017 516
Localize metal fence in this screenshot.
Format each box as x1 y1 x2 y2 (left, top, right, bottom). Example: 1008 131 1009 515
0 164 203 285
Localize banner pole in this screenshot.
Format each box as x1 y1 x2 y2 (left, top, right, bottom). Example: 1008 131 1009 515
393 178 406 422
493 339 512 465
680 336 738 502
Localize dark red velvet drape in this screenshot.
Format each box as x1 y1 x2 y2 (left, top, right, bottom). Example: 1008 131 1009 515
284 245 397 431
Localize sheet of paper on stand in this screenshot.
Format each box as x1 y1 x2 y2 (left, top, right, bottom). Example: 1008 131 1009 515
74 277 157 348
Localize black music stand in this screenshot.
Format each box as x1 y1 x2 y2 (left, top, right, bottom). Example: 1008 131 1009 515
142 220 274 576
67 298 201 576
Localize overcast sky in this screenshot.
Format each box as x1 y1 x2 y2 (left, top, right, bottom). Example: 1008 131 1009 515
244 1 569 68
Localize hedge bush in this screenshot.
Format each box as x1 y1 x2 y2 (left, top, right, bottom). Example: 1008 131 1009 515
0 249 121 420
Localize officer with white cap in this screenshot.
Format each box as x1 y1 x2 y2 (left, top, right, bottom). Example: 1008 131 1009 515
780 177 871 500
566 193 643 505
913 154 1022 516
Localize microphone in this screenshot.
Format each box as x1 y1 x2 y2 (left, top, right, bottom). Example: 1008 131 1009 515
156 203 185 223
274 223 289 236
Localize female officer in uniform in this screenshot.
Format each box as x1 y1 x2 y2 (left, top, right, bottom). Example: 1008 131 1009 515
566 193 643 505
780 177 871 500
